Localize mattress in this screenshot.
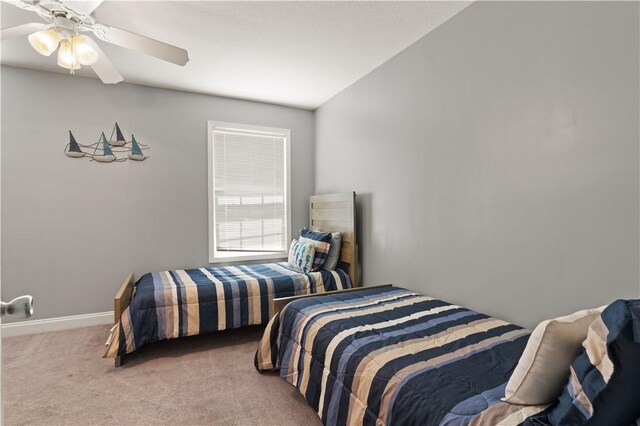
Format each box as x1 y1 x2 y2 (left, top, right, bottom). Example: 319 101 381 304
255 286 551 426
105 262 351 358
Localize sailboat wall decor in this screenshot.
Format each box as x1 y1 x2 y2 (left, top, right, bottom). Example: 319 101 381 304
128 135 147 161
109 122 127 147
93 132 116 163
63 122 150 163
65 131 85 158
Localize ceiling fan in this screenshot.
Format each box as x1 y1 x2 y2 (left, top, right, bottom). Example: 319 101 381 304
0 0 189 84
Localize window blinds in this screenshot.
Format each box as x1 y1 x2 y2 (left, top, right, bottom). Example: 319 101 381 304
213 128 287 253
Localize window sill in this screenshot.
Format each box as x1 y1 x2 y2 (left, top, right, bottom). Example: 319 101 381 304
209 251 288 264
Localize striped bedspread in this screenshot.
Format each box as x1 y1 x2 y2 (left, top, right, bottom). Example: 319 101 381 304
255 286 550 426
105 262 350 358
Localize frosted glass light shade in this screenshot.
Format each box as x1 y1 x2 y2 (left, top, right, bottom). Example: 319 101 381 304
57 39 80 70
28 29 60 56
73 36 98 65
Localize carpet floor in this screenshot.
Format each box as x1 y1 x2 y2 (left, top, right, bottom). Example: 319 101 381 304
2 325 322 425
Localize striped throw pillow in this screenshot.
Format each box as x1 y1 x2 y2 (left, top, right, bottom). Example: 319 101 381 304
299 227 332 271
287 239 315 273
548 299 640 425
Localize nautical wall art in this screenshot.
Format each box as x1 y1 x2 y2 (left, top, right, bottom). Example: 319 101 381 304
65 122 149 163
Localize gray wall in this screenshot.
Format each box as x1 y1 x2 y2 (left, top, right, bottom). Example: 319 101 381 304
315 1 639 328
1 66 315 320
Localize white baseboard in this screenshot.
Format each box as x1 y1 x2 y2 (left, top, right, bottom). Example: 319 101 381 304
1 311 114 337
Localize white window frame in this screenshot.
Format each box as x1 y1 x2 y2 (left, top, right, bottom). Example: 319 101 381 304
207 120 292 264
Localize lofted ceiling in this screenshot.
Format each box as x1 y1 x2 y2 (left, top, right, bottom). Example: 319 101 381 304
0 1 471 109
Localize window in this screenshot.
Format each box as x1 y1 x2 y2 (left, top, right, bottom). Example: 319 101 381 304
208 121 291 263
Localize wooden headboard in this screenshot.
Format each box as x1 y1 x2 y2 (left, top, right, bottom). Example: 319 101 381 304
309 192 359 287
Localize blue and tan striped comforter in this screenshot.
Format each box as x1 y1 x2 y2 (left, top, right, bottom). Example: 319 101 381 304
105 262 350 358
255 286 550 426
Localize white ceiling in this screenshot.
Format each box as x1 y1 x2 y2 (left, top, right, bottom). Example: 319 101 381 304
1 1 471 109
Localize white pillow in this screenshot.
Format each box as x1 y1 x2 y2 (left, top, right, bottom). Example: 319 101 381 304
287 239 316 273
503 306 604 405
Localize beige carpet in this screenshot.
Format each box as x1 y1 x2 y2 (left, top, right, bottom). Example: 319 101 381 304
2 325 322 425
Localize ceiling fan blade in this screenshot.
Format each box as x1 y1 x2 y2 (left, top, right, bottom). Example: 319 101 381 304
62 0 104 16
93 24 189 66
0 0 41 13
82 36 123 84
1 22 48 40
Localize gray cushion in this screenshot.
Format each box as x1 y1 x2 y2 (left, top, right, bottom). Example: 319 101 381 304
322 232 342 271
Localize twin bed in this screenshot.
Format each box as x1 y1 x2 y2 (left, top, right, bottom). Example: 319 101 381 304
105 192 359 366
255 286 549 426
255 287 640 426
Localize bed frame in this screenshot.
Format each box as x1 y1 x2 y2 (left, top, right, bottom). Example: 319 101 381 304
273 284 392 314
113 273 135 367
309 191 359 287
112 191 360 368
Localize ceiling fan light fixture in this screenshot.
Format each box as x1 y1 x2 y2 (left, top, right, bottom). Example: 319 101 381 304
3 0 186 84
27 28 60 56
72 36 98 65
57 39 80 70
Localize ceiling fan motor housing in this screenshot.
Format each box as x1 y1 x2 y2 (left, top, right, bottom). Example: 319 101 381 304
52 15 78 38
